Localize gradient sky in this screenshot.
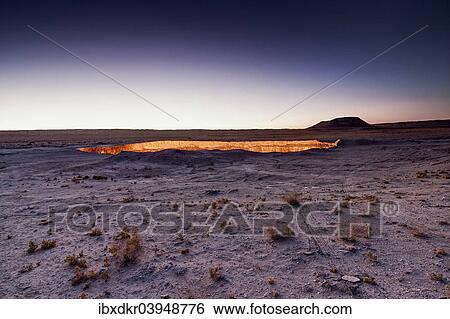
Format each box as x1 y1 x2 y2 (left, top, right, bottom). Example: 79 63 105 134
1 0 449 129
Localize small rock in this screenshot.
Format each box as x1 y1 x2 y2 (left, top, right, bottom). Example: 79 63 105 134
342 275 360 283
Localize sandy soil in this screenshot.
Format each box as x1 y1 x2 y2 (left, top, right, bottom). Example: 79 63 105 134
0 127 449 298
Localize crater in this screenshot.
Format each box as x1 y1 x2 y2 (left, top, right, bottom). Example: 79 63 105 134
78 139 340 155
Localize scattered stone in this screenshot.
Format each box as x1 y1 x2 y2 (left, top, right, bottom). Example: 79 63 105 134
342 275 361 283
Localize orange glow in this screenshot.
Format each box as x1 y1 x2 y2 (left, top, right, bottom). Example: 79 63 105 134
78 139 340 155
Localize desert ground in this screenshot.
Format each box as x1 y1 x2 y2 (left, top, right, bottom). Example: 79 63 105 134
0 123 449 298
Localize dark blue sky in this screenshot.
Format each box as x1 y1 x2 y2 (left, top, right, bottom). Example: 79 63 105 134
1 0 449 129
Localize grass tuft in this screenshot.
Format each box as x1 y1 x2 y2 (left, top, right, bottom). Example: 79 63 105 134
430 273 443 282
209 266 222 281
27 241 38 253
434 248 446 257
40 239 57 250
282 193 301 207
64 252 87 268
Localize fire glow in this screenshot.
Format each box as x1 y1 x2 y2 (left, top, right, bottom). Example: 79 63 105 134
78 139 340 155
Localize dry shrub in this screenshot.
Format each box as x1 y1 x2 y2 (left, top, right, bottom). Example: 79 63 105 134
79 293 88 299
265 227 281 241
362 194 379 203
27 239 57 253
122 196 134 203
114 227 131 240
71 267 98 286
27 241 38 253
410 226 428 238
180 248 190 255
87 227 103 237
366 251 378 263
18 263 34 274
209 266 222 281
282 193 301 207
361 275 377 285
267 277 275 285
176 232 185 241
430 273 443 282
108 245 119 256
99 270 110 282
111 232 142 266
103 256 110 267
40 239 57 250
265 224 294 241
434 248 446 257
64 252 87 268
121 233 142 264
271 290 280 298
416 171 428 178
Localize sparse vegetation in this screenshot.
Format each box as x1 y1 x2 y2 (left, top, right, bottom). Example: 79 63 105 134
114 228 131 240
430 273 443 282
366 251 378 263
267 277 275 285
361 275 377 285
416 171 428 178
209 266 222 281
362 194 379 203
27 240 38 253
110 231 142 265
121 233 142 264
40 239 57 250
71 267 98 286
434 248 446 257
282 192 301 207
18 263 34 273
87 227 103 237
410 226 427 238
265 224 294 241
64 252 87 268
122 196 135 203
180 248 189 255
99 270 110 282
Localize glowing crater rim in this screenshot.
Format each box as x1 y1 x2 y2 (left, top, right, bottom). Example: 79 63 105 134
78 139 340 155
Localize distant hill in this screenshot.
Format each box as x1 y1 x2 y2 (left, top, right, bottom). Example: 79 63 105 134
374 119 450 129
308 117 374 129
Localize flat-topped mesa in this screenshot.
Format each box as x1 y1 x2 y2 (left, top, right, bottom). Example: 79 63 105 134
308 117 374 129
78 139 340 155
